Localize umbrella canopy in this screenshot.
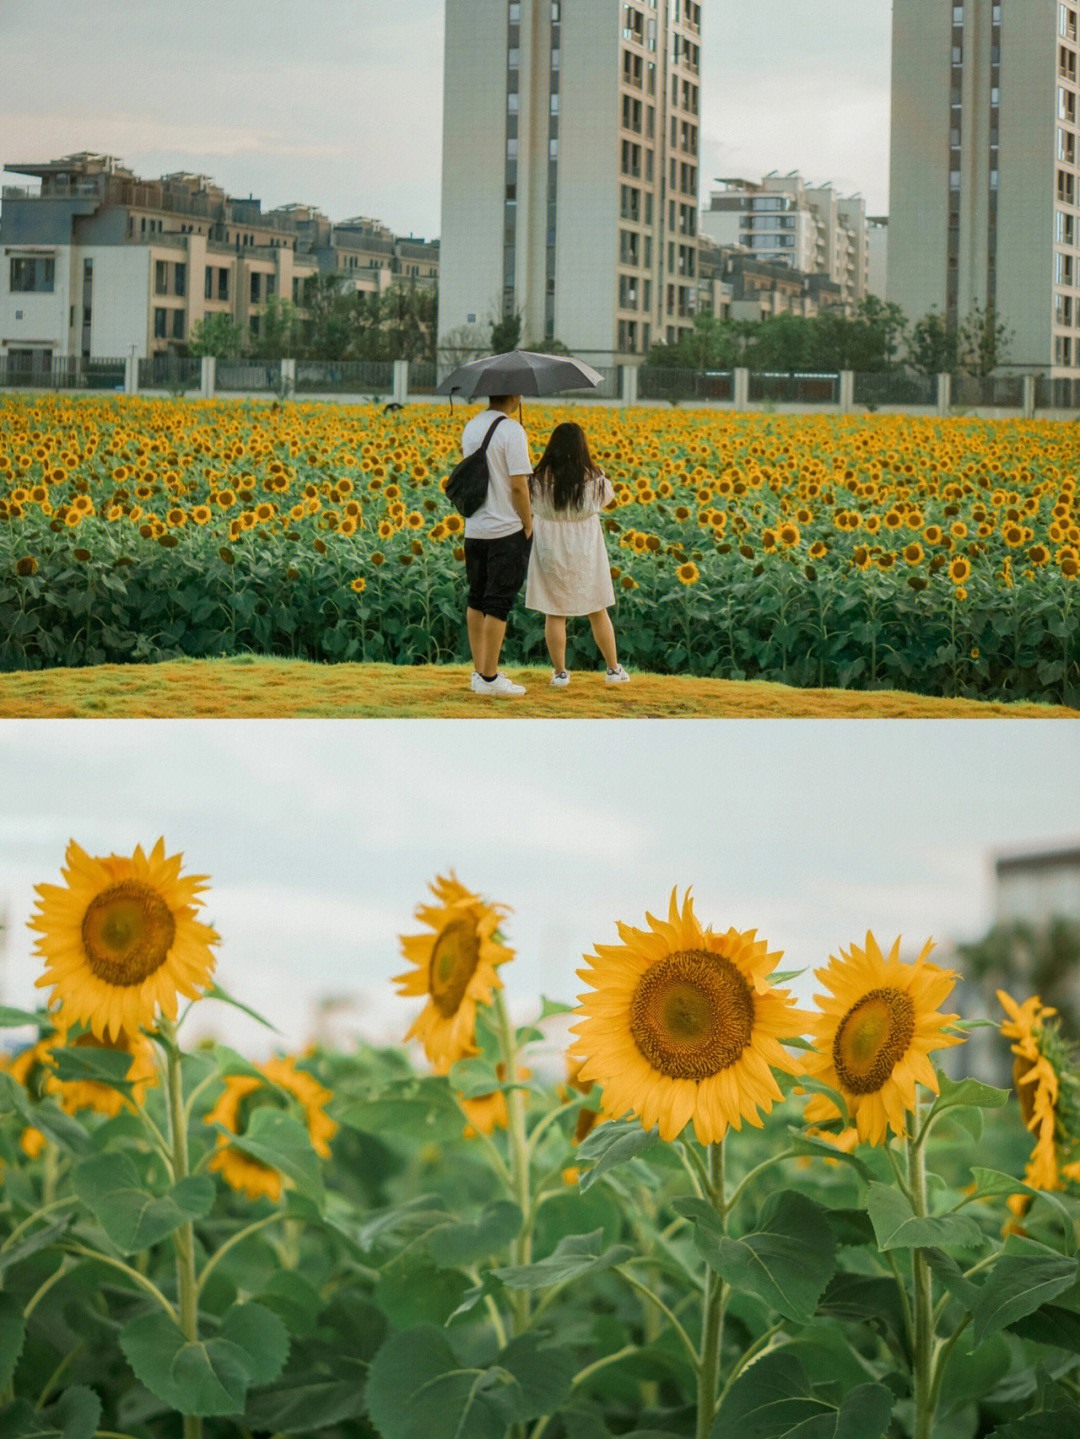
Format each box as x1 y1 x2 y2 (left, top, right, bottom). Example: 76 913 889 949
436 348 603 400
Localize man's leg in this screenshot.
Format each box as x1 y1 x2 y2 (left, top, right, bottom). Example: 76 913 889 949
476 613 508 677
466 606 485 672
545 616 568 673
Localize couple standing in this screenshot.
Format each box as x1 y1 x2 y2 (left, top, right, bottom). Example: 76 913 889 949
462 393 629 696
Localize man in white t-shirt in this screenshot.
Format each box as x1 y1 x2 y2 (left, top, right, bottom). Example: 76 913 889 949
460 394 533 696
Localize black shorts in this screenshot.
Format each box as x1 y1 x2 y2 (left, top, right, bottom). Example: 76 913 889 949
465 530 532 622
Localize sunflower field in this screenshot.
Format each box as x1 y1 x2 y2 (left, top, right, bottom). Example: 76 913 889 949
1 842 1079 1439
1 394 1079 704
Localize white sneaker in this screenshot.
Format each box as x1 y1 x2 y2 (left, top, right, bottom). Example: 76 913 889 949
471 672 526 696
550 670 570 687
605 665 630 684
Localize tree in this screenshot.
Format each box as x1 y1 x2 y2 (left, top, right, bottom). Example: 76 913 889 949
958 301 1013 377
249 295 299 360
907 309 959 377
187 312 243 359
299 273 354 360
956 916 1080 1039
490 310 523 353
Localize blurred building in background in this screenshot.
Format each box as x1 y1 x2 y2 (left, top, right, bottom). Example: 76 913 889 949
951 840 1080 1084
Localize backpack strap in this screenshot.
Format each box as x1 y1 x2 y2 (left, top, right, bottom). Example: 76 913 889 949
477 414 508 457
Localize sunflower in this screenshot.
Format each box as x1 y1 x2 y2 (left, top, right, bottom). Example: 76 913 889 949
801 934 964 1146
205 1055 337 1201
395 873 514 1068
32 839 219 1041
457 1063 530 1138
45 1025 159 1117
570 889 808 1144
998 990 1080 1198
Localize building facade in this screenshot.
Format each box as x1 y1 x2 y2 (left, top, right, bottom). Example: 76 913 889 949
0 153 438 369
700 172 869 312
439 0 701 362
888 0 1080 376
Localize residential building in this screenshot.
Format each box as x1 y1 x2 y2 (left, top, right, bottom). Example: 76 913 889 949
888 0 1080 377
700 172 869 310
439 0 702 362
866 215 888 299
0 153 438 369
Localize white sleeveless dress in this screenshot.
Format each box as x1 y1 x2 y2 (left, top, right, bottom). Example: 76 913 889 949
525 473 616 616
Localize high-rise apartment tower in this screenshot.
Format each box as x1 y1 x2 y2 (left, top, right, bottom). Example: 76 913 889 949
439 0 702 361
888 0 1080 376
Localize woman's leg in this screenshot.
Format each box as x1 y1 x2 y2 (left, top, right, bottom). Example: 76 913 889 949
545 615 568 672
587 609 619 669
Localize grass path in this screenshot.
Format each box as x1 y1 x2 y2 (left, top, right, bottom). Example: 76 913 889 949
1 658 1076 718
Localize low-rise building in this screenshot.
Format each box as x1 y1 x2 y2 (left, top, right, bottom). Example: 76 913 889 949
0 153 439 371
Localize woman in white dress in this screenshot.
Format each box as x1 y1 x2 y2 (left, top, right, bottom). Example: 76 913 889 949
525 422 629 687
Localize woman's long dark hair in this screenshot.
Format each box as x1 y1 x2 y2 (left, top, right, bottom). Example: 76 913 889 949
530 422 602 512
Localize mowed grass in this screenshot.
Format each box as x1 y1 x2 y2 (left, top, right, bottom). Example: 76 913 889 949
1 657 1076 718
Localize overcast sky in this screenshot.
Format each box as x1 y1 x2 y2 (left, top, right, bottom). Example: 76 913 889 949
0 0 893 240
1 720 1076 1059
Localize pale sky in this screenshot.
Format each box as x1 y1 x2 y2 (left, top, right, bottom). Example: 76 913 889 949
1 720 1076 1059
0 0 894 240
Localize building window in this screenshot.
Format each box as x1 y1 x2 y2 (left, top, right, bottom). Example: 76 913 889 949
507 46 519 66
155 260 168 294
250 272 261 303
154 308 167 338
219 268 229 300
204 268 213 300
9 255 55 292
509 0 520 17
1062 5 1078 40
174 262 186 297
171 309 184 339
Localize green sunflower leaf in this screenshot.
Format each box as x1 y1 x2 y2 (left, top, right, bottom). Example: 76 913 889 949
0 1386 102 1439
865 1182 984 1252
50 1043 139 1089
425 1200 523 1267
0 1073 93 1157
493 1229 636 1288
926 1071 1012 1120
696 1190 836 1327
539 996 575 1018
574 1117 659 1192
496 1331 577 1421
119 1302 288 1416
710 1349 894 1439
0 1291 26 1391
72 1151 215 1255
201 980 280 1033
365 1325 523 1439
966 1169 1077 1255
971 1252 1080 1346
218 1107 325 1209
0 1006 50 1028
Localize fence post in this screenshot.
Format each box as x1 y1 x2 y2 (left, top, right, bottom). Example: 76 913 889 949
393 360 409 404
936 372 951 416
201 356 216 399
281 357 296 397
839 370 854 414
1022 374 1036 418
124 352 138 396
621 363 639 406
734 367 750 411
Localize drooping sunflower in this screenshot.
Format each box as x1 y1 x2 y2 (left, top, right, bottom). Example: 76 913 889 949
395 873 513 1068
998 990 1080 1199
456 1063 531 1138
801 933 964 1146
205 1054 337 1202
570 889 809 1144
31 839 219 1041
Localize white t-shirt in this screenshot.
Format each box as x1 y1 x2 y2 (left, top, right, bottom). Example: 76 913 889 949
460 410 533 540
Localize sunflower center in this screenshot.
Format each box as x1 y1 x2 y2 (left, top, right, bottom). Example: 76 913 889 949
81 881 176 987
629 949 754 1080
833 987 915 1094
429 917 480 1018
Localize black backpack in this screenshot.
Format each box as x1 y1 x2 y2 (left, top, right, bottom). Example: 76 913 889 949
444 415 508 517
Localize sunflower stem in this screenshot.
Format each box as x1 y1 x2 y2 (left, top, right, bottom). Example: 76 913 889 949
697 1138 726 1439
907 1100 934 1439
161 1020 203 1439
493 993 531 1325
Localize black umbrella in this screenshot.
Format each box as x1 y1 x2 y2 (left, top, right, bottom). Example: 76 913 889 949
437 348 604 403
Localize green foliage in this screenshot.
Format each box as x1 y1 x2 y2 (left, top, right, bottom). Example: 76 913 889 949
186 312 243 359
710 1351 894 1439
71 1152 215 1254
